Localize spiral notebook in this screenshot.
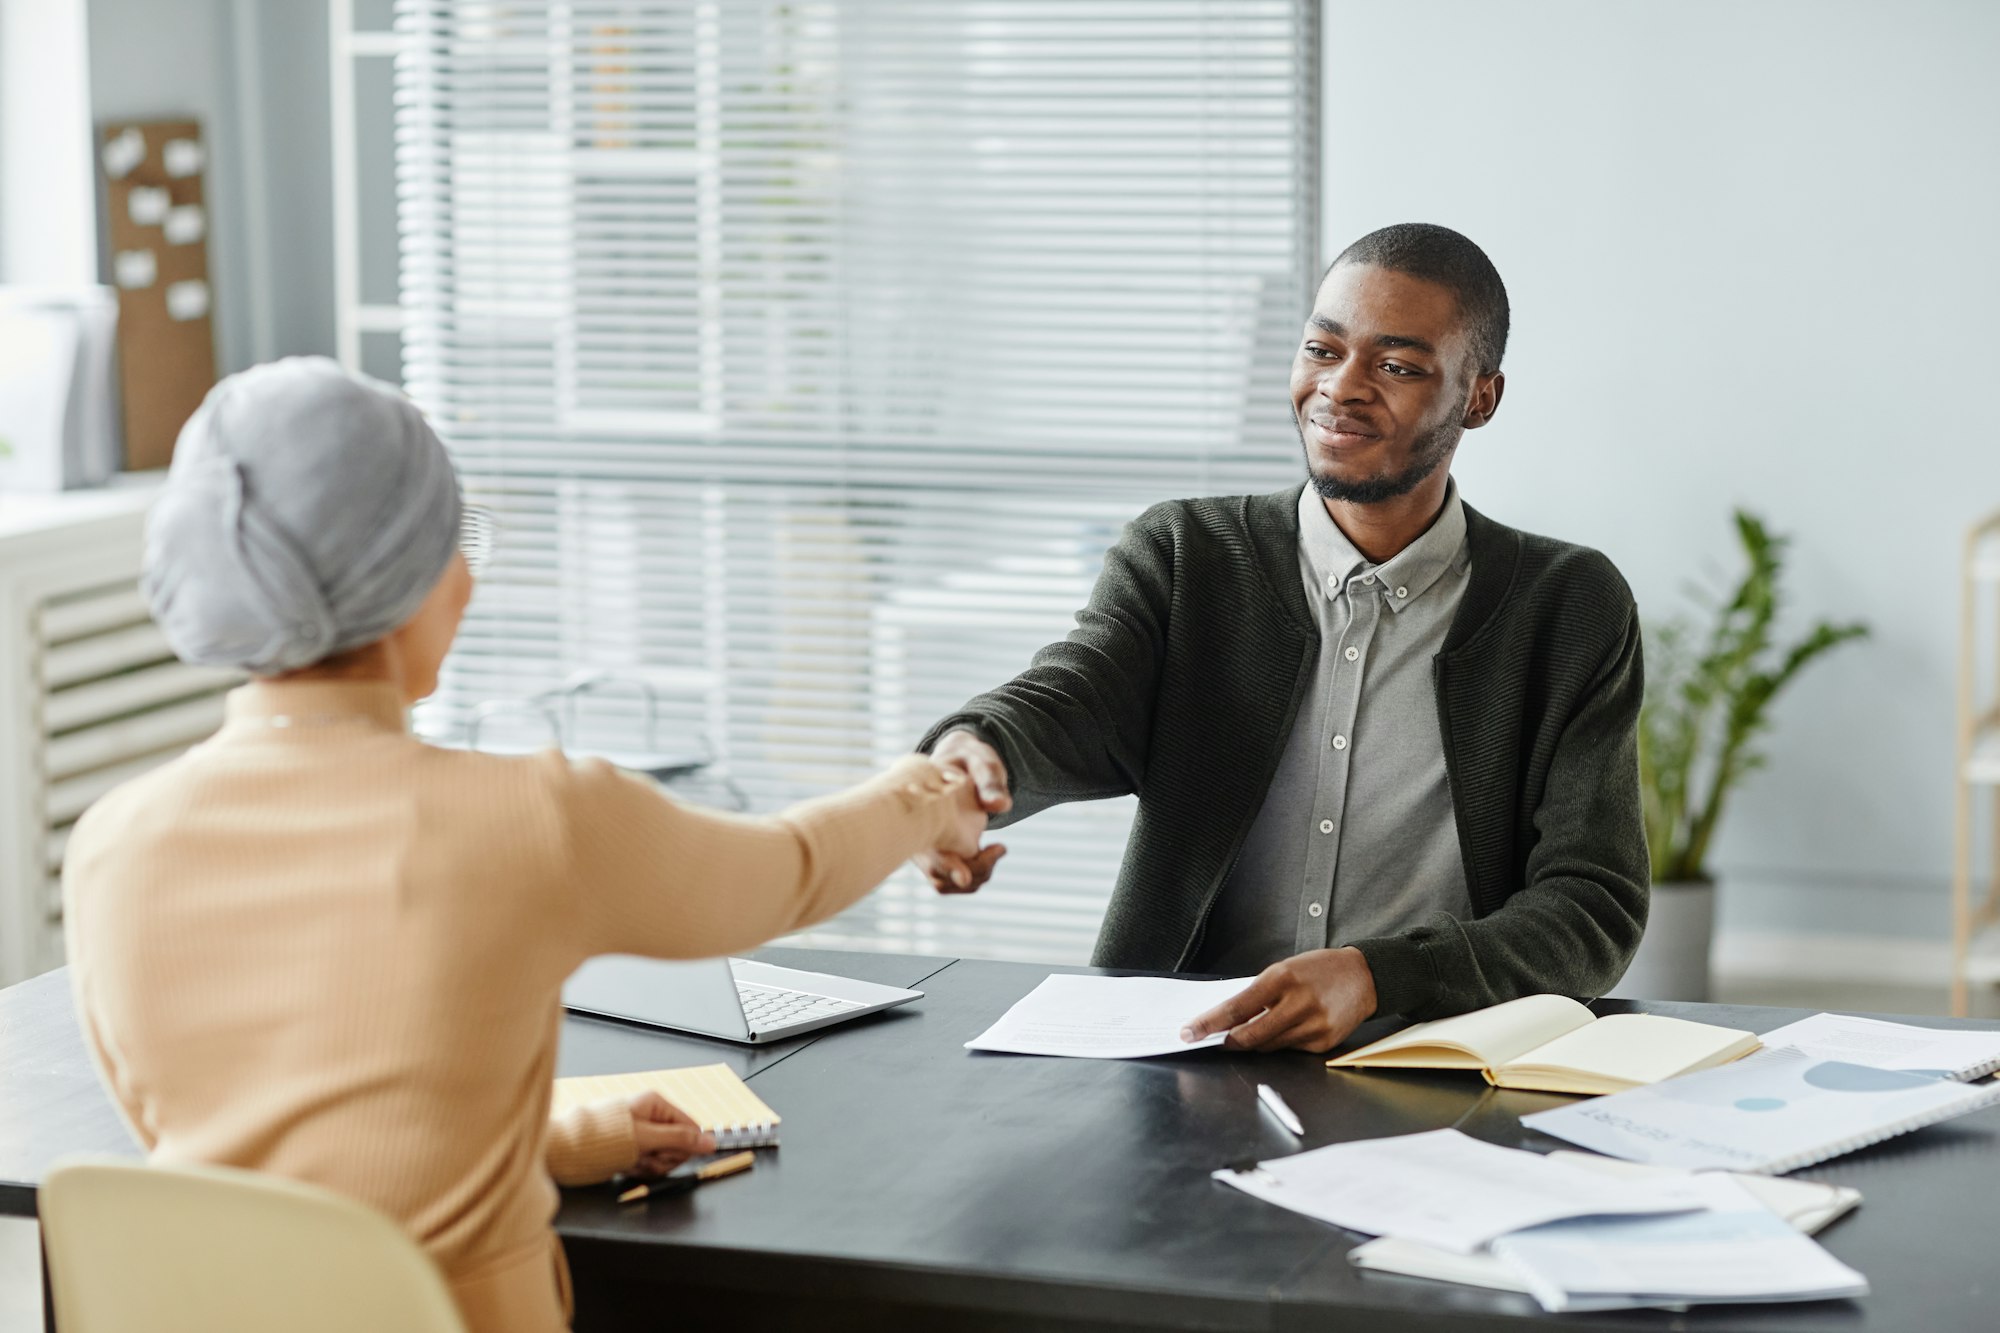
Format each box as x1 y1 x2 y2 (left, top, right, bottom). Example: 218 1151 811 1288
1754 1012 2000 1081
1523 1046 2000 1173
551 1064 782 1150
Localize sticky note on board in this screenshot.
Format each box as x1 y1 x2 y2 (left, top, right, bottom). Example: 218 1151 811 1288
102 128 146 180
113 250 157 289
163 205 206 246
162 138 205 177
128 186 170 227
165 279 210 322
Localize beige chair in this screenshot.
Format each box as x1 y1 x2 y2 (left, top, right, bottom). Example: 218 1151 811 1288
39 1158 465 1333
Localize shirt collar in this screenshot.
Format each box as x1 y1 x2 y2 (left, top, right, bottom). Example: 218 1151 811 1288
1296 476 1469 614
223 679 410 733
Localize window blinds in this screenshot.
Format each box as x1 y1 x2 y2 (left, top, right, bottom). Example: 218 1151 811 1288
393 0 1318 964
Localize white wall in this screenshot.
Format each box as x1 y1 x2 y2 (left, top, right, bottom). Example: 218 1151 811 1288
250 0 337 363
1322 0 2000 946
88 0 255 371
29 0 1998 953
0 0 97 285
84 0 335 373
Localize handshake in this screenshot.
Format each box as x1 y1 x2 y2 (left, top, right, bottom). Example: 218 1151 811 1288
917 730 1014 895
912 728 1380 1052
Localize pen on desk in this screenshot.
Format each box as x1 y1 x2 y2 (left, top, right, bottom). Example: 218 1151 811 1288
617 1150 756 1204
1256 1083 1305 1136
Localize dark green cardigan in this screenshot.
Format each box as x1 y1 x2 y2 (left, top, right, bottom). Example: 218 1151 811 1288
919 484 1650 1021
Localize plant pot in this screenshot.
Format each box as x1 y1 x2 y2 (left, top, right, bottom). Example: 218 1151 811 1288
1606 879 1715 1003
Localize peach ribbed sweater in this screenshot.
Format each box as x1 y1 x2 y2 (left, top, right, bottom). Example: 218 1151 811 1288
61 680 965 1333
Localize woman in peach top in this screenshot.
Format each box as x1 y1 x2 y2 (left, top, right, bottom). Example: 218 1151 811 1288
62 358 987 1332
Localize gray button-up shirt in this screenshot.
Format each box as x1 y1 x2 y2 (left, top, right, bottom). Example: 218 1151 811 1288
1192 481 1473 976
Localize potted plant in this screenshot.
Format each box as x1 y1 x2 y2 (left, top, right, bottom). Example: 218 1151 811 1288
1616 511 1869 1001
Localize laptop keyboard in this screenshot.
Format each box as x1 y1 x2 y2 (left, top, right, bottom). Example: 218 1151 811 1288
736 980 866 1033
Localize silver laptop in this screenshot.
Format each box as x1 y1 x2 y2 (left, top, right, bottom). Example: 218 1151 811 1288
562 955 923 1044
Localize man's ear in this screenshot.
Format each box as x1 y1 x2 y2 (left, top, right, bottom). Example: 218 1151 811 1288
1462 370 1505 430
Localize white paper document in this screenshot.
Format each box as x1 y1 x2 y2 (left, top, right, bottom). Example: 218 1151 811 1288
128 185 170 227
102 127 145 179
165 279 210 322
163 136 205 178
1490 1175 1869 1313
1213 1129 1704 1255
113 250 156 290
163 204 206 246
1523 1046 2000 1172
1349 1153 1860 1296
963 974 1245 1058
1756 1012 2000 1080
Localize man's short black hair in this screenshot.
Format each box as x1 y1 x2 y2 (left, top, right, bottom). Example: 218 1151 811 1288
1328 223 1510 375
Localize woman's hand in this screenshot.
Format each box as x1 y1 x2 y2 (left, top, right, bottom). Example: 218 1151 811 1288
935 763 992 860
627 1091 715 1177
915 738 1007 892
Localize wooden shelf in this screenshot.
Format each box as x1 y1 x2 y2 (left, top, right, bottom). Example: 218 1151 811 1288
1970 722 2000 787
1975 529 2000 584
1953 507 2000 1014
1965 925 2000 988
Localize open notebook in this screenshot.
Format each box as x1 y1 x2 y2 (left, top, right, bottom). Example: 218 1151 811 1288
552 1064 782 1150
1328 994 1760 1095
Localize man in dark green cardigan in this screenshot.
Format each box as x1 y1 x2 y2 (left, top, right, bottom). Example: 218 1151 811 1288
916 224 1649 1053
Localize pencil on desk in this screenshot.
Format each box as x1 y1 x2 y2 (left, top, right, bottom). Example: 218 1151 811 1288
617 1150 756 1203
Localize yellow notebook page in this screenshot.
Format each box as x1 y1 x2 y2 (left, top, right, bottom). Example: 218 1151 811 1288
552 1064 782 1146
1491 1015 1760 1093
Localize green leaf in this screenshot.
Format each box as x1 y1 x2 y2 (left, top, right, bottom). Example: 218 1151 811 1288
1639 509 1868 882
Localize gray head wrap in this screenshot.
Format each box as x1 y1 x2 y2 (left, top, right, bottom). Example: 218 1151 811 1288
141 356 464 675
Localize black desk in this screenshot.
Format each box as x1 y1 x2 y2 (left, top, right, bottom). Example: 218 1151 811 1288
6 950 2000 1331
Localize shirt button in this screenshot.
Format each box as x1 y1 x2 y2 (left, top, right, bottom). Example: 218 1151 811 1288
1308 902 1323 918
1332 734 1348 750
1395 586 1408 598
1318 819 1333 834
1343 646 1358 662
1362 574 1376 585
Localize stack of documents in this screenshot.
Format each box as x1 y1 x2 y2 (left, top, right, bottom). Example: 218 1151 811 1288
1213 1130 1707 1254
1349 1152 1860 1298
1222 1011 2000 1310
1523 1045 2000 1172
1488 1174 1868 1312
1217 1129 1868 1312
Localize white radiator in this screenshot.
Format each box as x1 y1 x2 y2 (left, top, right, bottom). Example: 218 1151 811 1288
0 482 236 984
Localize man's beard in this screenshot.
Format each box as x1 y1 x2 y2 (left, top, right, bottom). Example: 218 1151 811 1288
1300 394 1465 504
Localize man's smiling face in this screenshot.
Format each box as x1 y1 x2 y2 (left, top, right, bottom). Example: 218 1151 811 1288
1290 263 1497 505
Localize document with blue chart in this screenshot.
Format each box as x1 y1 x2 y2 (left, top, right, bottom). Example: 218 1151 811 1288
1489 1174 1869 1313
1753 1012 2000 1081
1524 1045 2000 1172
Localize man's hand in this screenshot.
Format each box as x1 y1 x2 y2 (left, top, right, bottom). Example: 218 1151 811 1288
627 1091 715 1176
1180 947 1379 1053
935 768 990 860
915 729 1013 894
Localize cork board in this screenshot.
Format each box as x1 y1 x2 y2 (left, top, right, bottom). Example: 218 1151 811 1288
100 119 217 471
